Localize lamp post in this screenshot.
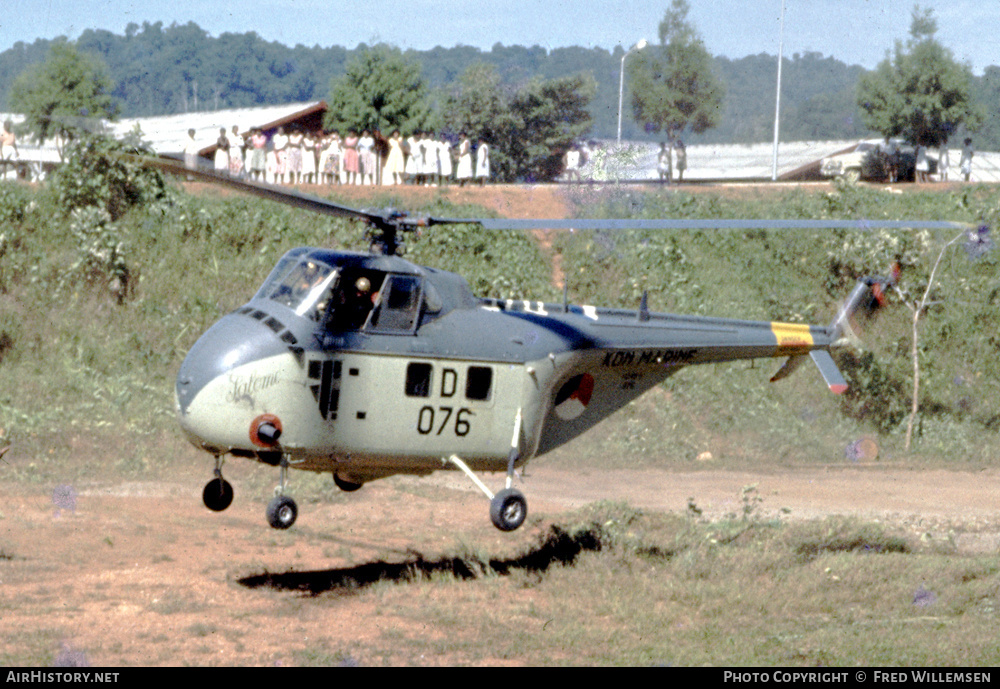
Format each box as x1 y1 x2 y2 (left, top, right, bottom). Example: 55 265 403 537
617 39 648 146
771 0 786 181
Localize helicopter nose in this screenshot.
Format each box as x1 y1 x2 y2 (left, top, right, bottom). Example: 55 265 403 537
175 310 290 441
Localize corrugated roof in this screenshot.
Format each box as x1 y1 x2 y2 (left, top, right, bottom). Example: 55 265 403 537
106 101 326 157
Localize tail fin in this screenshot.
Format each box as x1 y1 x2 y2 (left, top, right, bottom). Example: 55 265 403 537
771 268 898 395
830 263 900 341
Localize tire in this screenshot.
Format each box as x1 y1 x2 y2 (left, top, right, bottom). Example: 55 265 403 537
202 478 234 512
490 488 527 532
266 495 298 529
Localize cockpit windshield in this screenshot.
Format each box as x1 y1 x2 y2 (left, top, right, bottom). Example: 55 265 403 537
253 250 435 333
265 258 337 321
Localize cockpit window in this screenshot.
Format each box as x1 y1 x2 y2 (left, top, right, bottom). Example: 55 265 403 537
367 275 423 333
253 253 302 301
267 260 336 321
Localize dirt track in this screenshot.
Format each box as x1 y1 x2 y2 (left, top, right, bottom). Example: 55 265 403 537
2 454 998 666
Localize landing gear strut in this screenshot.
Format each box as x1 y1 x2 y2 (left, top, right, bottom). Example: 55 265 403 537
445 452 528 532
203 457 234 512
266 455 298 529
451 408 528 532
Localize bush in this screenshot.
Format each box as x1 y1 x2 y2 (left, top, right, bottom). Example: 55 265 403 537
48 129 171 220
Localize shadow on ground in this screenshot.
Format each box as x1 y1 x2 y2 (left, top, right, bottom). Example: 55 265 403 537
237 524 604 596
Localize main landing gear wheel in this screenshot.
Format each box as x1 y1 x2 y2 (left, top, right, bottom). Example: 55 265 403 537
490 488 527 532
202 478 234 512
266 495 298 529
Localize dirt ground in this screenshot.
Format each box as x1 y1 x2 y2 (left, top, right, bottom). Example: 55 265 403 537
2 181 997 666
2 456 998 667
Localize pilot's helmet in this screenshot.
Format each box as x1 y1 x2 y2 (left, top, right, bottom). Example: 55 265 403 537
355 277 371 293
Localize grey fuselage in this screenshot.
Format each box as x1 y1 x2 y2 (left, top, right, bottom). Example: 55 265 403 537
176 248 839 483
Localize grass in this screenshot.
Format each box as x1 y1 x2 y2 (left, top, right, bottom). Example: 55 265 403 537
258 502 1000 666
1 179 997 473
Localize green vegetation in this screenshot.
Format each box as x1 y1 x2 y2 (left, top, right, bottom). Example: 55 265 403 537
324 45 435 136
857 7 982 147
442 68 596 183
2 19 999 148
627 0 724 144
547 181 999 467
0 163 997 479
7 41 118 151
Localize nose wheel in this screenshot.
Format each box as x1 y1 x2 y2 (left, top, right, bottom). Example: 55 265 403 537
266 495 298 529
203 478 234 511
265 455 298 529
203 459 234 512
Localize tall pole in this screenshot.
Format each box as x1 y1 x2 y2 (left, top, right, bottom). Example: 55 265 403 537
771 0 786 181
617 39 647 146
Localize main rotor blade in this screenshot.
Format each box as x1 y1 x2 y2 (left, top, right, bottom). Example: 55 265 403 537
129 155 977 235
128 154 389 225
428 217 975 232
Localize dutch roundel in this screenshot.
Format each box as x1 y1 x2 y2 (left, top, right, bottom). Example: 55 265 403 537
554 373 595 420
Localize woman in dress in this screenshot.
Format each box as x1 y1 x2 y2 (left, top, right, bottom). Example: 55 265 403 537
302 131 317 184
960 138 974 182
674 140 687 182
229 125 244 178
270 127 289 184
405 133 421 184
475 138 490 185
358 130 376 185
249 128 267 181
915 144 929 183
287 128 304 184
456 133 473 186
342 129 360 185
385 130 406 185
328 132 343 185
214 127 230 174
437 134 453 186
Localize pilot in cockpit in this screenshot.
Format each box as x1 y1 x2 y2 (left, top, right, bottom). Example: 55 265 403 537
294 261 323 299
330 274 380 330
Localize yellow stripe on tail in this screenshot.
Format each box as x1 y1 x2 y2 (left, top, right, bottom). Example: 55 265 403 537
770 322 813 355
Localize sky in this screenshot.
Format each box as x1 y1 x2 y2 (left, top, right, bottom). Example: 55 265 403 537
1 0 997 75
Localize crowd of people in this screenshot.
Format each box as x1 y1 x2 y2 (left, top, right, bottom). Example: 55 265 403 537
196 125 492 187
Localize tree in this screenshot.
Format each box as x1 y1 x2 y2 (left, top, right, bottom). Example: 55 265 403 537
441 64 595 182
508 74 596 181
440 63 521 180
627 0 724 155
9 40 119 157
856 5 982 147
324 45 433 135
892 224 994 451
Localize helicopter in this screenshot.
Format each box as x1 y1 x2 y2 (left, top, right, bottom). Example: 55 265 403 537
149 157 974 532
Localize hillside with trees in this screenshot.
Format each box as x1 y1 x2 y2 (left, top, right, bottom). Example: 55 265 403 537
0 20 997 148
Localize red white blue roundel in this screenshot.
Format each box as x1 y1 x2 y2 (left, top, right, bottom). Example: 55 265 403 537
554 373 594 420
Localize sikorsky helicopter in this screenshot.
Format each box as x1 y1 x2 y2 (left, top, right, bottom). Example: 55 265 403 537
148 157 973 532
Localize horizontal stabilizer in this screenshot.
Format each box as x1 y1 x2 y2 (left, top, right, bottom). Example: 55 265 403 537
810 350 848 394
770 351 847 394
